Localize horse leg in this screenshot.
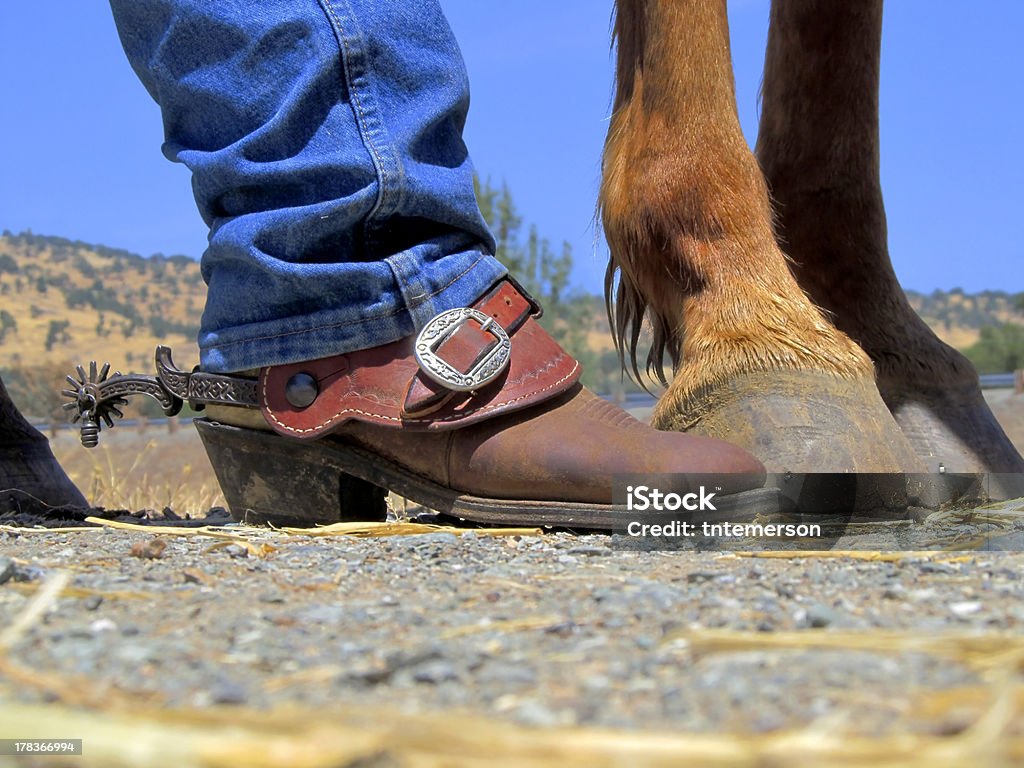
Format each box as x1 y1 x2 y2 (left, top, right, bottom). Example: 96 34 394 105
0 373 87 514
756 0 1024 483
601 0 924 476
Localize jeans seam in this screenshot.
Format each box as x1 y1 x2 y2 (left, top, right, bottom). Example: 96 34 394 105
316 0 389 237
207 250 491 350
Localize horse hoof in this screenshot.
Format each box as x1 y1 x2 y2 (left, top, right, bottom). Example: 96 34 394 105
654 369 930 514
1 434 88 515
881 380 1024 504
882 381 1024 473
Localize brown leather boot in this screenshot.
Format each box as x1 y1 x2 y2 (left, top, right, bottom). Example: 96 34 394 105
193 279 773 527
1 374 88 516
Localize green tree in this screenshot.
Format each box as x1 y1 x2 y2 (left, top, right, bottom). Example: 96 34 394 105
962 324 1024 374
0 253 18 274
0 309 16 341
44 319 71 352
474 176 613 389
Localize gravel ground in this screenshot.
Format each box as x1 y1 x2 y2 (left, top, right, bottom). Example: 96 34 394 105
3 500 1024 745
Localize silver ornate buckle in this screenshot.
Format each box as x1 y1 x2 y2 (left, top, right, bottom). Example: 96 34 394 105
414 307 512 392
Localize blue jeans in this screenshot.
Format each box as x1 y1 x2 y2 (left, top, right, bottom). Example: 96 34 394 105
109 0 506 373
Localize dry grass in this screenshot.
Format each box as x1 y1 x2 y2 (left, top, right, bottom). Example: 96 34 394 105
48 420 224 515
1 649 1023 767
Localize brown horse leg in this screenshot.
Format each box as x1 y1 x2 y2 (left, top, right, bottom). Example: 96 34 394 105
602 0 924 477
0 373 87 514
756 0 1024 483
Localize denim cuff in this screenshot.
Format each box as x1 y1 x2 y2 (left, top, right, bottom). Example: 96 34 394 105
198 248 507 373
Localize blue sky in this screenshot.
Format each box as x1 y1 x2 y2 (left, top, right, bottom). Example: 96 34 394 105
1 2 1021 296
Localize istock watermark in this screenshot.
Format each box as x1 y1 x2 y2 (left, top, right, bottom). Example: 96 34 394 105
612 473 830 551
611 472 1024 552
625 484 719 512
623 519 822 539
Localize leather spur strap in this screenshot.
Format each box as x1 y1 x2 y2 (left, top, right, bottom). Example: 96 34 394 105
258 280 581 438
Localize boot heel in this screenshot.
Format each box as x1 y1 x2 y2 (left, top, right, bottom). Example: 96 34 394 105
194 418 387 526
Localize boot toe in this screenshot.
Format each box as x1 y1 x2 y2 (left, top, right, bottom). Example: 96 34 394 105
646 430 767 495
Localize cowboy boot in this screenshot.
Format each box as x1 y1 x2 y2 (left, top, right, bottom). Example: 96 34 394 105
191 279 776 527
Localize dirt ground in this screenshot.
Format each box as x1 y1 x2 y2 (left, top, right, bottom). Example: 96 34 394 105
1 391 1023 767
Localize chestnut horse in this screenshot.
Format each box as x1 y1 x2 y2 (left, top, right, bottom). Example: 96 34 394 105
601 0 1024 479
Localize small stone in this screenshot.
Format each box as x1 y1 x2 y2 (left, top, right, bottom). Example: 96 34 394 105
211 680 248 705
0 557 14 585
775 583 797 599
920 562 957 575
416 532 459 547
90 618 117 634
567 545 611 557
950 601 983 617
802 603 841 628
544 621 576 638
412 660 459 684
83 595 103 611
130 538 168 559
13 564 45 583
182 568 212 585
223 544 248 559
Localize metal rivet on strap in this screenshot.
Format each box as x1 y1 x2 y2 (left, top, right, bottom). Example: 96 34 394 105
285 372 319 409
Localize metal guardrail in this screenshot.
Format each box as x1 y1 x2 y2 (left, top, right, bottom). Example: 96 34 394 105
603 372 1021 407
980 373 1017 389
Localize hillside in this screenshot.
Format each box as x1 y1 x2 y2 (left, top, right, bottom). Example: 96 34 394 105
0 231 1021 418
0 230 204 363
905 289 1024 349
0 231 205 418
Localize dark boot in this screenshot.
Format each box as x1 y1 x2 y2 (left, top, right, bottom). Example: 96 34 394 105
0 373 88 514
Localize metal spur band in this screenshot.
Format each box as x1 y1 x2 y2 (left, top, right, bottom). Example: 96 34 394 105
61 345 258 448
